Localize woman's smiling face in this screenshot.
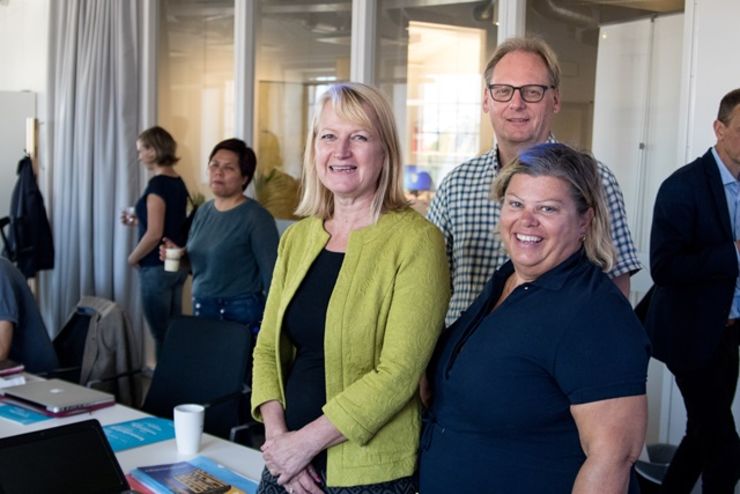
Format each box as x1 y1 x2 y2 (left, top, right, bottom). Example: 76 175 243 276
314 102 385 204
500 173 592 281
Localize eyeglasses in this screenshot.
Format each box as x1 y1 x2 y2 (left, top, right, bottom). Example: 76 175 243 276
487 84 555 103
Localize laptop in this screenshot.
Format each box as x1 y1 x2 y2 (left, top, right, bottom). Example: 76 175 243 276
0 419 136 493
1 379 115 416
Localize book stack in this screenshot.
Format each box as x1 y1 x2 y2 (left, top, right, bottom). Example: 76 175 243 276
129 456 258 494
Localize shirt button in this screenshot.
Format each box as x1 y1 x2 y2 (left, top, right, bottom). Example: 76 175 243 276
220 308 225 314
195 303 201 309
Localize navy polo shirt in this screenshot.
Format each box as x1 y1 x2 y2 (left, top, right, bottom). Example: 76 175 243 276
419 251 650 493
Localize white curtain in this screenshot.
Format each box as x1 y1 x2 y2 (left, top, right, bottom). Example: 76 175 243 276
41 0 144 345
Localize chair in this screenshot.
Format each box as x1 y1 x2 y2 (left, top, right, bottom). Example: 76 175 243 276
50 308 93 384
51 297 142 406
635 443 678 494
141 315 253 440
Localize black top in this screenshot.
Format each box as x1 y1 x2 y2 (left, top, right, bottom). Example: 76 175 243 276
135 175 188 266
419 250 650 494
283 249 344 473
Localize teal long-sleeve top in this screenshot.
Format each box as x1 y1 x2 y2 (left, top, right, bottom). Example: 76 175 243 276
187 199 278 299
251 207 450 487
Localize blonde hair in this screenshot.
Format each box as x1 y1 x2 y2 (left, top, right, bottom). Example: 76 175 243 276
137 126 179 166
492 143 615 272
295 82 408 221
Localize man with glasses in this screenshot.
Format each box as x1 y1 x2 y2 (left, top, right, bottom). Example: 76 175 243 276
428 36 641 326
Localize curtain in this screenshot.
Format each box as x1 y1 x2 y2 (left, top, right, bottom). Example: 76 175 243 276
41 0 144 350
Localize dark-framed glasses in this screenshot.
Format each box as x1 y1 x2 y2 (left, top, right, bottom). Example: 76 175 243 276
487 84 555 103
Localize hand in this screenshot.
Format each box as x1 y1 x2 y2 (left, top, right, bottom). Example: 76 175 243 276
158 237 182 262
283 465 323 494
120 209 137 226
261 430 319 486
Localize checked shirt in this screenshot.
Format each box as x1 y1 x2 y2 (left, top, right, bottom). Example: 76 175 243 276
428 143 643 326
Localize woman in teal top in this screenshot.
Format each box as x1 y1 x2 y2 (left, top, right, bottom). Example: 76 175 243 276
164 139 279 332
251 83 450 494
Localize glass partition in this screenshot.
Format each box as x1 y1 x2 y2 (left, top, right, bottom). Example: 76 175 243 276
158 0 235 198
254 0 352 219
376 0 498 213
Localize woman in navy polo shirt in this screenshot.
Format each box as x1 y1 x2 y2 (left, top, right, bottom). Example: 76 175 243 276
419 143 650 493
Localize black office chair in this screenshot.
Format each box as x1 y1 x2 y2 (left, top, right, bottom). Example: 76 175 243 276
51 309 94 384
635 443 678 493
141 315 254 440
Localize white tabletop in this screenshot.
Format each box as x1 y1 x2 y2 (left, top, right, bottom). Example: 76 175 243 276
0 394 265 482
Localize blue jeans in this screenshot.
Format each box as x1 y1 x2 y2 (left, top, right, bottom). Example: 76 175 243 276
139 266 187 358
192 293 265 334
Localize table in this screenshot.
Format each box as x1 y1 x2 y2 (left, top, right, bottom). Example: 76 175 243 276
0 390 265 483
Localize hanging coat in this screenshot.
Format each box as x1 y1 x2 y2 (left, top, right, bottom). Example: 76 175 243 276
8 156 55 277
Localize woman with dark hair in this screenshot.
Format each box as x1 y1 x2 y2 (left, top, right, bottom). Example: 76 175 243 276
163 138 279 331
123 126 188 357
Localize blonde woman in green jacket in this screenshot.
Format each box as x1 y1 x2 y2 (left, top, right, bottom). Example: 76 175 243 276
251 82 450 494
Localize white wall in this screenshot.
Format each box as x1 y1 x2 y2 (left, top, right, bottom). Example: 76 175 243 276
592 13 684 446
0 0 50 191
680 0 740 159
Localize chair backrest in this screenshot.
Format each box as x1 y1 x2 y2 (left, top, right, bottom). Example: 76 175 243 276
142 315 253 439
52 310 93 384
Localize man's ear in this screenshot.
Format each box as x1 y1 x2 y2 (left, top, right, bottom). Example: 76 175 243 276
482 85 492 114
713 119 725 141
552 88 561 114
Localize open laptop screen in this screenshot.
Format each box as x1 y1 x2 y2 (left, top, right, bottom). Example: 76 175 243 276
0 419 130 494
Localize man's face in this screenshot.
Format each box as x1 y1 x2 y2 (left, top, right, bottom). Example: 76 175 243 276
715 104 740 172
483 50 561 154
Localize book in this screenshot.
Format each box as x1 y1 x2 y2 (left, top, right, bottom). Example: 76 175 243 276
130 456 258 494
125 474 156 494
0 402 52 425
103 416 175 452
0 359 24 377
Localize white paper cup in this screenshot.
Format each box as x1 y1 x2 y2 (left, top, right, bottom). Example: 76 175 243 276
174 403 204 455
164 247 183 272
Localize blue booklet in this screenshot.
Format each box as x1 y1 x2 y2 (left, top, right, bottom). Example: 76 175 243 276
0 402 52 425
130 455 258 494
103 417 175 452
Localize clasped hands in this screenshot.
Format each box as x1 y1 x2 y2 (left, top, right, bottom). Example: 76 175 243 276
261 430 324 494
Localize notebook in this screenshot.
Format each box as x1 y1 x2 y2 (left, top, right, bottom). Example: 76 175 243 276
0 378 115 416
0 419 136 493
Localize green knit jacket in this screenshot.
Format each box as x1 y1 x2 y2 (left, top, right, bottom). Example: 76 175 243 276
251 207 450 487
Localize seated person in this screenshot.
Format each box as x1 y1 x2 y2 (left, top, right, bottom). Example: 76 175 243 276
0 257 59 373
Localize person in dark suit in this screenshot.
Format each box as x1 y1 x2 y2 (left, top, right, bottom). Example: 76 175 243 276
646 87 740 493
